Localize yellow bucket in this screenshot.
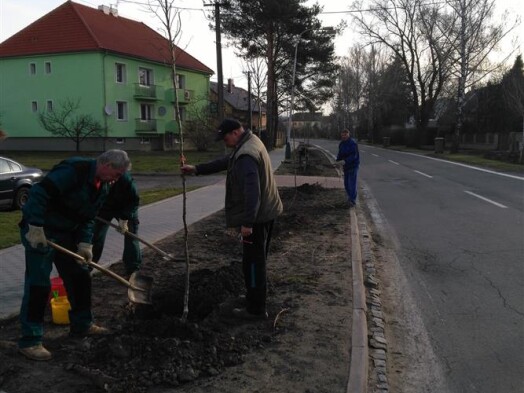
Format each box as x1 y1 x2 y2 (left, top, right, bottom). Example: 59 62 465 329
50 296 71 325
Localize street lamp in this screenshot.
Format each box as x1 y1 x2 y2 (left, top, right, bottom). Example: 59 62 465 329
285 26 335 160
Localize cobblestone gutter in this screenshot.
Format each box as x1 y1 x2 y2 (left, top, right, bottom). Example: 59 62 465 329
357 207 391 393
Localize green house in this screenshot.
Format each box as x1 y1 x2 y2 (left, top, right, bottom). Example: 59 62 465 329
0 1 213 151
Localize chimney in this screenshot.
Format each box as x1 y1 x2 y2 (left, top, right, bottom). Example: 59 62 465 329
227 78 234 93
98 5 110 15
110 5 118 16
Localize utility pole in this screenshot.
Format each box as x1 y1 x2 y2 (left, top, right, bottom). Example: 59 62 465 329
204 2 225 123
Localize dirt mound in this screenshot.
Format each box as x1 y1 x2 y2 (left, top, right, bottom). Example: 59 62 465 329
0 158 354 393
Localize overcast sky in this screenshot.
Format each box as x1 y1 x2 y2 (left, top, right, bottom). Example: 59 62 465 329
1 0 522 90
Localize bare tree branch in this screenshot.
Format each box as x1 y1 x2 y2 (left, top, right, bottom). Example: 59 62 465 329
38 98 104 152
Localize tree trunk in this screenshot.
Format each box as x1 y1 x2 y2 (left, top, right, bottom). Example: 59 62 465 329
519 113 524 164
452 3 467 154
266 27 276 150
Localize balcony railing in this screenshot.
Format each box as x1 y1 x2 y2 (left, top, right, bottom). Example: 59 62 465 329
134 84 159 100
166 88 193 103
135 118 158 133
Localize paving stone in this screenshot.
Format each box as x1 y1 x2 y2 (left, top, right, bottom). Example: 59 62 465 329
371 349 386 360
370 288 381 296
373 359 386 368
370 339 387 350
373 335 387 345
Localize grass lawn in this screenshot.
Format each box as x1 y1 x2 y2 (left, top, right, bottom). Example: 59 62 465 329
0 186 196 250
363 143 524 174
0 149 218 249
2 149 226 173
428 153 524 173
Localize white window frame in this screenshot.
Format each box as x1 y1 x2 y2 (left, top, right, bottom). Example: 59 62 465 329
176 73 185 89
46 100 53 112
115 138 125 144
31 101 38 112
140 103 153 121
178 106 186 121
44 61 52 74
115 63 126 83
116 101 128 121
138 67 153 86
140 137 151 145
29 63 36 75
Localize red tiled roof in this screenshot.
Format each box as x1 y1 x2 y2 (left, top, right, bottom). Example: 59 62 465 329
0 1 213 75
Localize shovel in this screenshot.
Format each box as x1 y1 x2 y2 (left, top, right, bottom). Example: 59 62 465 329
47 240 153 305
96 216 184 263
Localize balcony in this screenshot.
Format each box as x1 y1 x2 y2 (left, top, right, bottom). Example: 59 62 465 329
134 84 159 100
166 88 193 103
135 118 158 134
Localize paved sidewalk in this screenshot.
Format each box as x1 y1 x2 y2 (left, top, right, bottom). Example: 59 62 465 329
0 147 344 318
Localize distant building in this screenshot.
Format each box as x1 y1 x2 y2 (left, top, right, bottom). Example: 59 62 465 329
210 79 267 132
291 112 323 130
0 1 213 151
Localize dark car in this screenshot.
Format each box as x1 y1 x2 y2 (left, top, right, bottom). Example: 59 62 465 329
0 156 43 210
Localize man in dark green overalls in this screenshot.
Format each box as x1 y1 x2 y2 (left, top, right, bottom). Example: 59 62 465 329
92 171 142 276
18 149 131 361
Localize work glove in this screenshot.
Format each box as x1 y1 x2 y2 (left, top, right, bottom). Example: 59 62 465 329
117 219 129 233
77 242 93 265
25 224 47 248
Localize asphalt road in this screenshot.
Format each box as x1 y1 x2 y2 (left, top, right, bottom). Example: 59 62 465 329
315 139 524 393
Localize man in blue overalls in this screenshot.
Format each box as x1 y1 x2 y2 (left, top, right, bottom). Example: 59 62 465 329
336 129 360 207
18 149 131 361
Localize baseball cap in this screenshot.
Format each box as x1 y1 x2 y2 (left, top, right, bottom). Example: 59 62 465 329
215 118 241 141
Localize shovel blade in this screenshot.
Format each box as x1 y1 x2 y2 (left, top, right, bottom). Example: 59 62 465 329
128 273 153 305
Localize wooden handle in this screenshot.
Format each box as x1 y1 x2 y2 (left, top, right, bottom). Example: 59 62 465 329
95 216 177 261
47 240 143 291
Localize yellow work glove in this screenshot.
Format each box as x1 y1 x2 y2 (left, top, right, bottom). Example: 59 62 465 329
25 224 47 248
117 219 129 233
77 242 93 265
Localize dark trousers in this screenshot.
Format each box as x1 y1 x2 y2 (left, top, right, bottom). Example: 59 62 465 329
19 225 93 348
343 167 359 204
242 221 274 315
92 214 142 274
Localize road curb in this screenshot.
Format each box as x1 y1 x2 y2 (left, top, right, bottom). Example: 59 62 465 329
347 207 369 393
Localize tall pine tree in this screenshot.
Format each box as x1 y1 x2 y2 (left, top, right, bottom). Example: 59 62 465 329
213 0 337 147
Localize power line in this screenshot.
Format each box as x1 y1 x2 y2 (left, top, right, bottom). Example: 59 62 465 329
319 1 450 15
117 0 202 10
109 0 452 15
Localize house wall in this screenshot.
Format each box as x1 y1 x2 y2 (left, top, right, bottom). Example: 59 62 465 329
0 52 210 151
103 53 210 137
0 52 105 138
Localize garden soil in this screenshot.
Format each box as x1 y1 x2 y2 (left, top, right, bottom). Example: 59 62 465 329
0 149 357 393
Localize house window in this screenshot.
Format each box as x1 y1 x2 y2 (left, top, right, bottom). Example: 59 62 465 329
46 100 53 112
115 138 125 144
116 101 128 121
140 137 151 145
138 67 153 86
176 74 185 89
140 104 153 120
115 63 126 83
29 63 36 75
178 106 186 121
31 101 38 112
45 62 52 74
